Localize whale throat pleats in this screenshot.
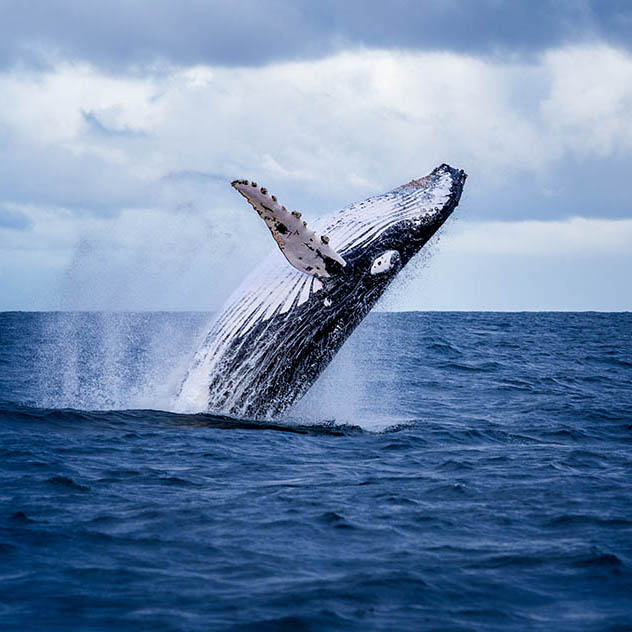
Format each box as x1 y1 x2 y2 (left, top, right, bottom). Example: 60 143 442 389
231 180 347 278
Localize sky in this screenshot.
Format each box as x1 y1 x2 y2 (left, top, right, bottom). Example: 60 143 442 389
0 0 631 311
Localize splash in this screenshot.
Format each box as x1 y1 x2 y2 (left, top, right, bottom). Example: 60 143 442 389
35 312 210 411
29 310 411 432
31 230 446 431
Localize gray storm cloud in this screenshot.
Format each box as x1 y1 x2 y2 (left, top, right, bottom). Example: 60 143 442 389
0 0 630 71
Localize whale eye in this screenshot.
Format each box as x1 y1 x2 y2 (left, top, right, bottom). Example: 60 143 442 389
370 250 400 275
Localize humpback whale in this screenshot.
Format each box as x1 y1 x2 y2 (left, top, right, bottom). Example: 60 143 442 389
176 164 466 419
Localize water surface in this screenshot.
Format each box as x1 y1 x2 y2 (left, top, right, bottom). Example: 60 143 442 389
1 312 631 630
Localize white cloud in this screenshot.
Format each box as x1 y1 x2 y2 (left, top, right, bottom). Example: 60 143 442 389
541 46 632 157
444 217 632 256
0 65 155 145
1 45 631 309
2 44 632 211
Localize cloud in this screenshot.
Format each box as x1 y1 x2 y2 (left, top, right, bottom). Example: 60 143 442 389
1 46 632 220
0 0 631 72
82 110 148 138
161 171 228 186
1 43 631 309
0 65 157 211
444 218 632 256
0 206 32 230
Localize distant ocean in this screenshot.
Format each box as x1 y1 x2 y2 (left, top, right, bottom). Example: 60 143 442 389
1 311 631 631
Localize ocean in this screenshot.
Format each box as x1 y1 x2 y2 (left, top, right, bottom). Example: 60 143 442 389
0 311 631 631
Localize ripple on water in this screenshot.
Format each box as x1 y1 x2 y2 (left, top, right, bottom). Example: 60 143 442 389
0 312 631 631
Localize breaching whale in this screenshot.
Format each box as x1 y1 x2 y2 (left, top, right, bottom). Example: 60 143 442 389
176 164 466 419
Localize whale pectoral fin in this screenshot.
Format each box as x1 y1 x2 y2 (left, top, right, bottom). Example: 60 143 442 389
232 180 347 278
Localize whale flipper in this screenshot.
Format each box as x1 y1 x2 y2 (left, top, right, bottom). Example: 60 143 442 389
231 180 347 278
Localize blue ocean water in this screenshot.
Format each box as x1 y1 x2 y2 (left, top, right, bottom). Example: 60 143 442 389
0 311 631 631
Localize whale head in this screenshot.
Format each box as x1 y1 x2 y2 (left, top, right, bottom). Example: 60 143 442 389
321 163 467 292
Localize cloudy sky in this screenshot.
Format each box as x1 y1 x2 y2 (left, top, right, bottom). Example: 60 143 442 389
1 0 630 311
